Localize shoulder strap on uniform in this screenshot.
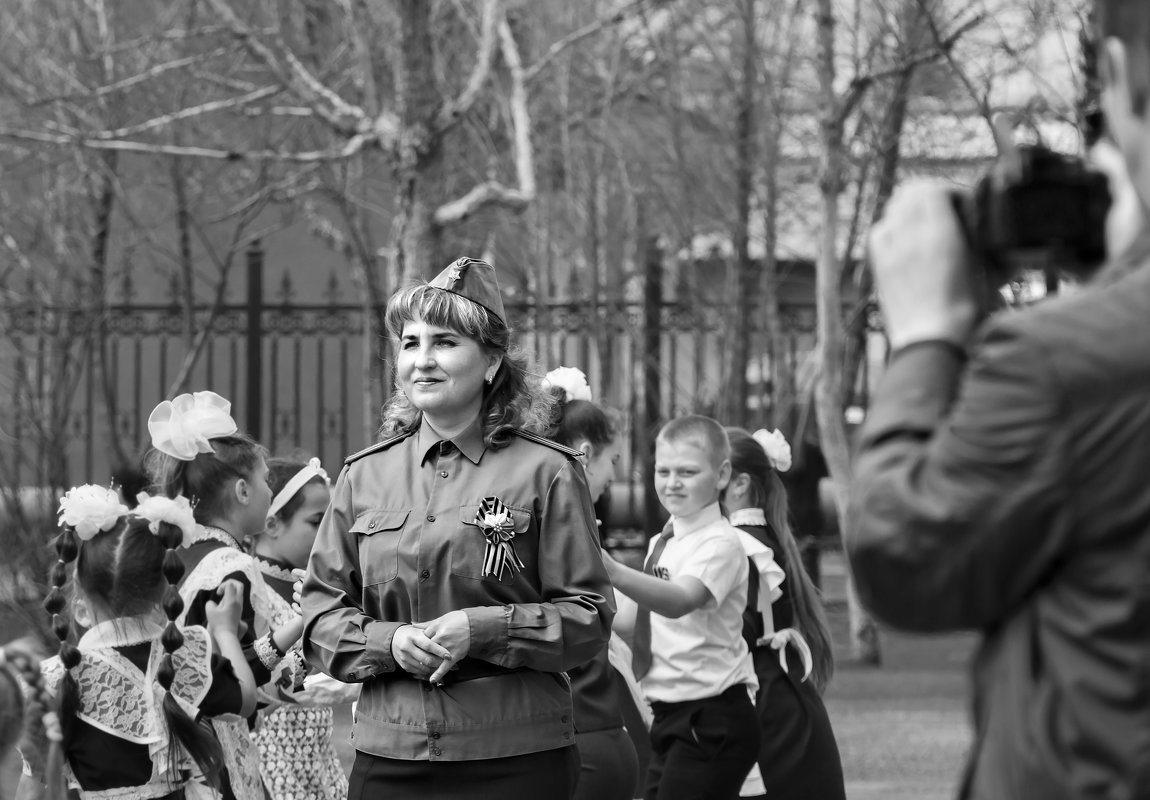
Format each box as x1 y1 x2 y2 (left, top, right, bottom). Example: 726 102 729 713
344 430 416 466
511 428 584 458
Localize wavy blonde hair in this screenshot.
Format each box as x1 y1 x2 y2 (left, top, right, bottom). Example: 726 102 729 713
380 283 555 448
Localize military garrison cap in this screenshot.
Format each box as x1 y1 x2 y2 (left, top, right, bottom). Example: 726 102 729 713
428 257 506 325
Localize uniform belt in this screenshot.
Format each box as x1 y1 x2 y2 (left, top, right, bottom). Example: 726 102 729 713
440 658 525 684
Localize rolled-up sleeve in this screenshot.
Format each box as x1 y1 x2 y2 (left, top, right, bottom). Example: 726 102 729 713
302 465 401 682
468 460 615 671
846 322 1070 633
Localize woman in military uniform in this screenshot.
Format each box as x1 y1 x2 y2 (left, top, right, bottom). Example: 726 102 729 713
301 257 615 800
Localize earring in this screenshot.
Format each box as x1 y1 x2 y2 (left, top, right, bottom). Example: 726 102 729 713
485 372 494 385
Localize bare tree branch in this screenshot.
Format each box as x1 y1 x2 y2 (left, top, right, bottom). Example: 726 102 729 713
435 0 502 132
916 1 995 130
200 0 369 136
523 0 663 87
0 127 368 162
433 16 535 226
837 10 984 127
90 85 281 140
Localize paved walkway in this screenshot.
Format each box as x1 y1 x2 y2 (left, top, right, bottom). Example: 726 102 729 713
821 552 975 800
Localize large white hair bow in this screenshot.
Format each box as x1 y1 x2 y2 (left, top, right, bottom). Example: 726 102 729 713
543 366 593 403
148 391 238 461
753 428 792 473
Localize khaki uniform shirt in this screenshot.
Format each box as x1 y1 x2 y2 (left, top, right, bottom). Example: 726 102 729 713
301 417 615 761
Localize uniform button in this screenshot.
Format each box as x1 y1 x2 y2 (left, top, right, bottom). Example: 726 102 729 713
561 715 569 723
420 569 431 580
440 471 448 478
431 746 442 756
431 732 441 739
367 521 376 529
426 514 436 522
422 682 433 692
562 732 571 740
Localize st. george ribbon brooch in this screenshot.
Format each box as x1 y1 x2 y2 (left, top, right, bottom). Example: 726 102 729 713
475 496 525 581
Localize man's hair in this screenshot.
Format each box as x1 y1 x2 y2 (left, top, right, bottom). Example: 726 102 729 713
1097 0 1150 114
657 415 730 466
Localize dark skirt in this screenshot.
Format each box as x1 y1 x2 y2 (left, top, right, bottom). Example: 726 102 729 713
573 727 640 800
746 648 845 800
348 746 580 800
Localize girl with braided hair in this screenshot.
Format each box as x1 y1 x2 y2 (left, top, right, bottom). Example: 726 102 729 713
35 484 256 800
1 638 62 800
144 391 303 800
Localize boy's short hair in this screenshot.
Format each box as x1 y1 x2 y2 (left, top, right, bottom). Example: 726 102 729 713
657 415 731 466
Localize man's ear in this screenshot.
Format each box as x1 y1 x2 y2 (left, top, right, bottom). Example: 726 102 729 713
265 515 283 538
577 440 594 464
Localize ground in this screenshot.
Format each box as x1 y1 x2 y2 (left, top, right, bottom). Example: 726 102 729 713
1 551 976 799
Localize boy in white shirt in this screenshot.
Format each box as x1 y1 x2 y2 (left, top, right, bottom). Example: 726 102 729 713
606 416 761 800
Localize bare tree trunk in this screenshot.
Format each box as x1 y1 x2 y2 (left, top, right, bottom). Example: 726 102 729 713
813 0 880 665
394 0 445 281
723 0 757 428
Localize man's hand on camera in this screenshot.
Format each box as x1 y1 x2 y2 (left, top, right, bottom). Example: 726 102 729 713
869 179 980 351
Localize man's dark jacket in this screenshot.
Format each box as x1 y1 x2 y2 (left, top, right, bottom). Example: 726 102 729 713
848 242 1150 800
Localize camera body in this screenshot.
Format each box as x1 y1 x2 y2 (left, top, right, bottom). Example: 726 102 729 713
955 144 1112 285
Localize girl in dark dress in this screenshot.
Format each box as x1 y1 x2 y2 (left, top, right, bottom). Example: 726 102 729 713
145 391 304 800
724 428 845 800
36 485 256 800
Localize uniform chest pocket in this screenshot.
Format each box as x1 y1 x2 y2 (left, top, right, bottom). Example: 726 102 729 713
351 509 409 585
450 503 534 584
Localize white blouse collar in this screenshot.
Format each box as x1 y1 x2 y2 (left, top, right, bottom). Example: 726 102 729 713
79 614 164 650
727 507 767 528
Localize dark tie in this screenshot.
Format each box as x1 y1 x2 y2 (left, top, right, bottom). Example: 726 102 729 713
630 522 675 679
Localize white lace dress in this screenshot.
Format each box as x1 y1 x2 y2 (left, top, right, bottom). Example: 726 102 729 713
40 617 227 800
253 556 357 800
177 531 276 800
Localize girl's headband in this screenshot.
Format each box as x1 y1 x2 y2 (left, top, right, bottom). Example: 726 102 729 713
268 458 330 520
148 390 238 461
752 428 793 473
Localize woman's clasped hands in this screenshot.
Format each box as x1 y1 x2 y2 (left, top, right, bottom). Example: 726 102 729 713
391 610 472 684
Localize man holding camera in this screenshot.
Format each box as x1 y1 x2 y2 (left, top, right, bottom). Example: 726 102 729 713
847 2 1150 797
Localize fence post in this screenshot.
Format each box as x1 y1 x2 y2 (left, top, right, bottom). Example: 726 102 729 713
246 241 264 442
640 219 664 534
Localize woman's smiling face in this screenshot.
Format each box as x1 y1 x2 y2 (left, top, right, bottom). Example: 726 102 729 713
397 316 498 429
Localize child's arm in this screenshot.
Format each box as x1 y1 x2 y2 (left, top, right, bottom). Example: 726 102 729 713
272 614 304 654
205 580 258 718
612 589 638 642
604 553 712 619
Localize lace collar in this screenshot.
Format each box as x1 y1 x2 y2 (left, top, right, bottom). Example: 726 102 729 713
190 524 242 549
728 508 767 528
253 554 296 583
79 615 163 650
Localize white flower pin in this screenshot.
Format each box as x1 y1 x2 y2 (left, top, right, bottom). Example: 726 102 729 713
58 485 129 541
543 366 592 403
752 428 792 473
